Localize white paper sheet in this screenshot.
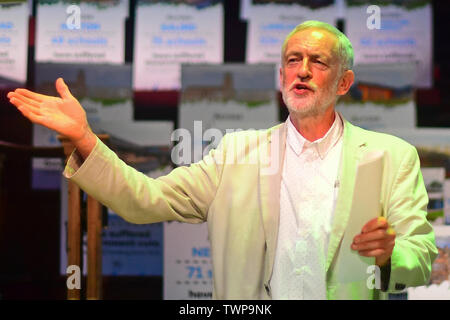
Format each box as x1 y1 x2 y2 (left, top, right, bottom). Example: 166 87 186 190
336 150 385 283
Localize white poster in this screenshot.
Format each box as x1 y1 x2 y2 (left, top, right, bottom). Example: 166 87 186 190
245 0 338 89
336 63 416 130
0 1 29 86
345 0 432 88
163 222 212 299
133 0 223 91
36 0 128 64
177 64 279 164
60 120 174 276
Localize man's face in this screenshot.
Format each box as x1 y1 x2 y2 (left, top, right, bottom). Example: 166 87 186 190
280 28 343 118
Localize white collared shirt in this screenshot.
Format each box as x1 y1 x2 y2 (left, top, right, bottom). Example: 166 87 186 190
270 112 344 299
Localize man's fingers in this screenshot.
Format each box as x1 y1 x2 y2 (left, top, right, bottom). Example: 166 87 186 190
352 236 395 251
16 105 44 125
9 93 43 112
354 227 395 244
357 248 386 258
362 216 389 233
55 78 73 100
13 88 48 103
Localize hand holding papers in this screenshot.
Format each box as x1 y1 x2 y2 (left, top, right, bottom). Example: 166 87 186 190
336 150 386 283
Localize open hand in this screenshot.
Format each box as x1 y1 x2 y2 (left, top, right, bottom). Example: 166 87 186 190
351 217 396 267
8 77 91 144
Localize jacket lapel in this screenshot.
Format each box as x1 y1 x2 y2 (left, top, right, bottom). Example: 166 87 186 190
326 119 367 272
259 123 286 285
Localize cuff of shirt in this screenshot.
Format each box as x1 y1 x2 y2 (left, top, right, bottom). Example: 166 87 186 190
63 136 100 179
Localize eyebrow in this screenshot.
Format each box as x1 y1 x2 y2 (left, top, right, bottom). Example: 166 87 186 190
285 51 332 61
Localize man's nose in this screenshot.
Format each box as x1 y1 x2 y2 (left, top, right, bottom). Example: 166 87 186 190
297 59 312 80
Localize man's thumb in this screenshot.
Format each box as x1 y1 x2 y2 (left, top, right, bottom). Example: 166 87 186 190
55 77 73 99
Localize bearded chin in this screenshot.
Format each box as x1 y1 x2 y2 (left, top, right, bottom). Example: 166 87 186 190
281 86 321 118
281 82 336 118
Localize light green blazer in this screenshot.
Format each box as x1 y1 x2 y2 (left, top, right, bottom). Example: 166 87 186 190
64 117 437 300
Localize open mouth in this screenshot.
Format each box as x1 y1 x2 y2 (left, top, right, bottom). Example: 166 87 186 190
292 83 312 94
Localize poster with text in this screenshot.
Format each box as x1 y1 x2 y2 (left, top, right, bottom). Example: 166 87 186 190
177 64 279 164
164 222 212 299
345 0 432 88
36 0 128 64
60 120 174 276
0 1 29 86
32 63 133 189
133 0 224 91
336 63 416 130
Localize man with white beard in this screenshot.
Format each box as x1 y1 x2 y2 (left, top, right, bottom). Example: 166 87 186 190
8 20 437 299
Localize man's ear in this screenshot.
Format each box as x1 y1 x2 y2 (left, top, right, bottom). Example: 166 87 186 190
337 70 354 96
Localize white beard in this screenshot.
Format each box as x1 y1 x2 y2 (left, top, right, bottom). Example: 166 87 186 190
281 78 338 119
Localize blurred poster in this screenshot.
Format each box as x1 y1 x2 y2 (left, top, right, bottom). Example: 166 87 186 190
376 127 450 225
163 63 278 299
164 222 213 299
36 0 128 64
422 168 446 224
32 63 133 189
0 1 29 86
345 0 432 88
177 64 279 164
336 63 416 130
60 120 174 276
245 0 337 88
133 0 223 91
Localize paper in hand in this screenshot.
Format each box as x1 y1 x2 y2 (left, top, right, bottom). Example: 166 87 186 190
335 150 385 283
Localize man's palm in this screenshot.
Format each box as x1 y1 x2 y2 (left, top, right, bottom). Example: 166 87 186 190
8 78 89 142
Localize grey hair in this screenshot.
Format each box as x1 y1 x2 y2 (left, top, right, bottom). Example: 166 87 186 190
281 20 354 72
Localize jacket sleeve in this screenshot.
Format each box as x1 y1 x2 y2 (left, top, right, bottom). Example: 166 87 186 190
63 136 227 224
383 145 438 292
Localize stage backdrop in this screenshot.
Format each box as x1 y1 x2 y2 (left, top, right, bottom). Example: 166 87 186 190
0 1 29 87
133 0 224 91
35 0 128 64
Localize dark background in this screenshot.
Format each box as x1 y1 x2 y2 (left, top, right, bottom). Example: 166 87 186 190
0 0 449 299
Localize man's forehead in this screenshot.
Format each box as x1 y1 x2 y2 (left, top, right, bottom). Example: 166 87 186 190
285 28 338 57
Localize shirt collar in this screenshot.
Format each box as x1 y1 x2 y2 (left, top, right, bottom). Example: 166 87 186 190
286 111 343 160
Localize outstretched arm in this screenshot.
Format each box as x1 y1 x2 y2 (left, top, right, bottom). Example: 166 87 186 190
7 78 96 159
